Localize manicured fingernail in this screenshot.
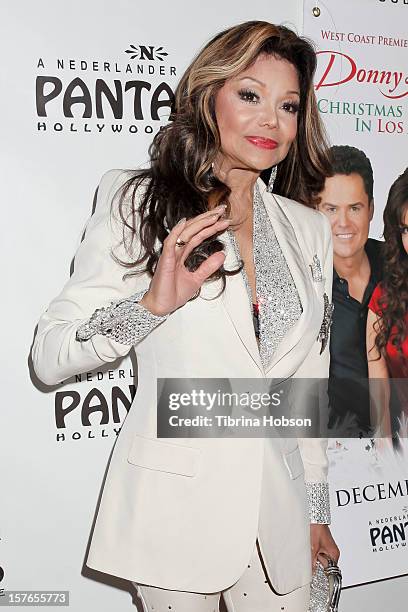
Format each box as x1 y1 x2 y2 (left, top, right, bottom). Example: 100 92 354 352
176 217 186 225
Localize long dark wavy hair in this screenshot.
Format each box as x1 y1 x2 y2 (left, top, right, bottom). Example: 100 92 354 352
374 168 408 355
113 21 331 289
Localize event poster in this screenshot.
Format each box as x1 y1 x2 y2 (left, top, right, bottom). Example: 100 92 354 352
304 0 408 587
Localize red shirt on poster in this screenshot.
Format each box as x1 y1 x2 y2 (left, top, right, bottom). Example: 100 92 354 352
368 283 408 377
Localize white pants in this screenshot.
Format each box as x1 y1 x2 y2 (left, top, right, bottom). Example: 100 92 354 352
132 541 310 612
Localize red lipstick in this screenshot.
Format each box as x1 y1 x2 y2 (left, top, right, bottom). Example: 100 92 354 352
245 136 278 150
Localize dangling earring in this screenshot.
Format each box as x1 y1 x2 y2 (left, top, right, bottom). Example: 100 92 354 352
210 161 216 180
267 165 277 193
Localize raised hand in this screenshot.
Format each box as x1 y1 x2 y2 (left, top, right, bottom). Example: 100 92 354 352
140 206 230 316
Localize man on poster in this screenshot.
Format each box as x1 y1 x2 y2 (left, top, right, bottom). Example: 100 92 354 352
317 145 382 434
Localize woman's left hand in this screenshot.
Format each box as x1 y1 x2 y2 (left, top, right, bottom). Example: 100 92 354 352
310 524 340 571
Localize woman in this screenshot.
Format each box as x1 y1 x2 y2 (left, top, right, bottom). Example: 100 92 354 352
367 168 408 436
32 21 339 611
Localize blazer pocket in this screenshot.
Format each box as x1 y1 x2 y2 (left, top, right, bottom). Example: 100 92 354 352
127 435 201 477
283 447 305 480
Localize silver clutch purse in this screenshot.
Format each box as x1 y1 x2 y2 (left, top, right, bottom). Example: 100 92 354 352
308 553 342 612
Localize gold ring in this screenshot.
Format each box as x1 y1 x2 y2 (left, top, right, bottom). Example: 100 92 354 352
175 238 187 247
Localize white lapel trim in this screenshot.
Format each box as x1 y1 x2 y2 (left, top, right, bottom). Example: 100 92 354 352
220 230 264 373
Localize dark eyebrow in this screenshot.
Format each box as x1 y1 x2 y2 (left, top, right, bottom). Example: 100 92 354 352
237 76 300 96
322 202 364 207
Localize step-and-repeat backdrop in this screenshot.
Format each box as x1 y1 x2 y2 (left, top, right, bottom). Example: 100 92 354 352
304 0 408 589
0 2 301 611
1 0 407 610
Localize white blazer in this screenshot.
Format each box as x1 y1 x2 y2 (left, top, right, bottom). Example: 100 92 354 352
32 169 333 595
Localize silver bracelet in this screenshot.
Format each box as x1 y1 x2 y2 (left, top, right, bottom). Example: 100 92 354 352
306 482 331 524
75 289 169 346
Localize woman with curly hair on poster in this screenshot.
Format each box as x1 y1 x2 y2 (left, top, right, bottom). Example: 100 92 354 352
367 168 408 437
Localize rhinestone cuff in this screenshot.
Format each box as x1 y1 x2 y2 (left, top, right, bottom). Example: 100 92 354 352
306 482 331 524
75 289 169 345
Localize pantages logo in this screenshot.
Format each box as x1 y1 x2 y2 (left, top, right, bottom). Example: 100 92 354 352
368 510 408 553
378 0 408 4
36 44 177 135
55 368 136 442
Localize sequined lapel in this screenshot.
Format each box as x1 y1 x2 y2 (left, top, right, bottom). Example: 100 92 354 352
253 185 303 370
219 181 315 375
258 184 315 372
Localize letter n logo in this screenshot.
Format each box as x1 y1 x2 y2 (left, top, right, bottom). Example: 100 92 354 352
139 46 155 61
